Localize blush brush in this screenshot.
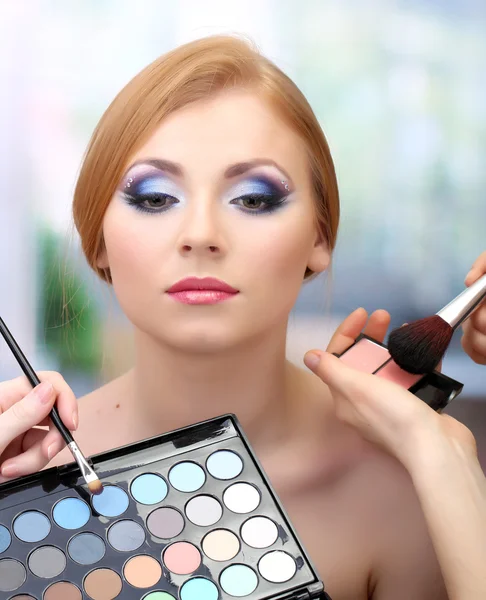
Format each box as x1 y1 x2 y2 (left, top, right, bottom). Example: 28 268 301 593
0 315 103 495
388 273 486 374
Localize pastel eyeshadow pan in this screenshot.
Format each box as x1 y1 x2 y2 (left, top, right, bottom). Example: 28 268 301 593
123 554 162 588
83 567 122 600
142 593 176 600
206 449 243 479
241 516 278 548
130 473 168 505
202 529 240 561
223 482 261 513
163 541 201 575
13 510 51 542
91 485 129 517
107 519 145 552
185 495 223 526
168 461 206 492
147 506 185 538
44 581 82 600
220 564 259 596
180 577 219 600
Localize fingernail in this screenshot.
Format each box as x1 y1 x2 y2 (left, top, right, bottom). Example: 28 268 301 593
47 442 60 461
35 382 54 404
72 411 78 430
2 463 18 478
304 352 321 370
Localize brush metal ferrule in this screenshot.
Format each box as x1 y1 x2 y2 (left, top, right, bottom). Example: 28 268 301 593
437 273 486 329
68 441 99 485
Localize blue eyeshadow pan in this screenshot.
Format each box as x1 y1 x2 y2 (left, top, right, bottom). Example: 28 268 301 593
53 497 91 530
0 525 11 553
169 462 206 492
13 511 51 543
131 473 168 505
207 450 243 480
91 485 129 517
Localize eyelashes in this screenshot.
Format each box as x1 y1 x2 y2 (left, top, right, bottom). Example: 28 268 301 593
120 174 289 216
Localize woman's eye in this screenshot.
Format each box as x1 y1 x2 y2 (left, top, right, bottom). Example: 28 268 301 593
232 193 285 214
124 192 178 213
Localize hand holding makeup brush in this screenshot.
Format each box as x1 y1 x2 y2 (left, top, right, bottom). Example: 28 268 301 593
303 346 486 599
461 251 486 366
0 372 78 483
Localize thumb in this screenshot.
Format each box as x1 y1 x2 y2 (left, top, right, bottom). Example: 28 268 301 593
304 350 361 393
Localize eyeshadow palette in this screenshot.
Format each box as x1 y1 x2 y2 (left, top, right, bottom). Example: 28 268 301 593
335 333 464 412
0 415 329 600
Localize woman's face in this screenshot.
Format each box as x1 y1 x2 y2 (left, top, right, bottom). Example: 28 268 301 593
98 89 330 351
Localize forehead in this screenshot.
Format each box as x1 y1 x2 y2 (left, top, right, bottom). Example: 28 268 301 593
130 90 309 180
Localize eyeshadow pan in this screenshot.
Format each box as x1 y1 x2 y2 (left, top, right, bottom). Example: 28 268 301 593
375 359 423 388
169 461 206 492
0 558 26 591
147 507 185 539
28 545 66 578
83 568 122 600
0 524 11 552
108 519 145 551
241 516 278 548
131 473 168 505
339 338 391 373
223 482 260 514
68 532 106 565
185 495 223 526
206 450 243 480
9 596 36 599
53 497 91 529
44 581 82 600
143 593 175 600
220 564 258 596
13 510 51 542
202 529 240 561
123 555 162 588
258 550 297 583
180 577 219 600
163 541 201 575
92 485 129 517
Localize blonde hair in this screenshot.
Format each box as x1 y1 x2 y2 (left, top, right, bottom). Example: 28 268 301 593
73 34 340 283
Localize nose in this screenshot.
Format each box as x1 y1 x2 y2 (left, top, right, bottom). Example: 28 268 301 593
177 197 226 257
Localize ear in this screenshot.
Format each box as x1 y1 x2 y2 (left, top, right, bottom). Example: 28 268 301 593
307 234 331 273
96 244 109 269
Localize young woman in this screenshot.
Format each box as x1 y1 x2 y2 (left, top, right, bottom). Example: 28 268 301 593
0 36 485 600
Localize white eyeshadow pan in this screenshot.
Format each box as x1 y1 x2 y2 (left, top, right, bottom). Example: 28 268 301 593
223 483 261 514
241 516 278 548
258 550 297 583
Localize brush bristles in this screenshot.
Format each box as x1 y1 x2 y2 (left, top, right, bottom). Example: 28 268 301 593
388 315 454 374
88 478 104 495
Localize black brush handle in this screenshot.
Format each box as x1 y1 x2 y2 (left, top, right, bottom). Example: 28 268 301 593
0 316 74 446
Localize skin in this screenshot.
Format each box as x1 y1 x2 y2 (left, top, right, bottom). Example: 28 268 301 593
0 92 485 599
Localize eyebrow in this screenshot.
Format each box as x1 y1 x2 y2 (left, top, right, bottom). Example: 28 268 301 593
125 158 293 184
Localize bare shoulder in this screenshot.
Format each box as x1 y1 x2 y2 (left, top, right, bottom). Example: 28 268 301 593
47 371 133 467
288 368 446 599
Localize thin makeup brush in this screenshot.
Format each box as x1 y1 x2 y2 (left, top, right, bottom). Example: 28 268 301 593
388 274 486 374
0 315 103 495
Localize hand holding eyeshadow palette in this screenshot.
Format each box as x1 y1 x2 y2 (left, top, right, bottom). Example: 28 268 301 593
0 415 330 600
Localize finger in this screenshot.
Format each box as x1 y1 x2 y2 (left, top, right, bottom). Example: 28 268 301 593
1 435 52 480
305 350 372 395
41 426 66 461
326 308 368 355
461 328 486 365
0 382 56 455
470 304 486 335
1 427 48 477
0 371 78 431
465 251 486 285
362 309 391 344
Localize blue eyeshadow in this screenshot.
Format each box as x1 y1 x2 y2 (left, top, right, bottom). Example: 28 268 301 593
206 450 243 480
91 485 129 517
130 473 168 505
13 511 51 543
53 497 91 530
0 525 11 553
169 462 206 493
180 577 219 600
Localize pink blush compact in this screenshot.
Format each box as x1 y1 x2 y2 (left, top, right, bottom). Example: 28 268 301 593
339 338 391 373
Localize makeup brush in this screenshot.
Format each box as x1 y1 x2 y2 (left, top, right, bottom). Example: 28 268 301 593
0 315 103 495
387 274 486 374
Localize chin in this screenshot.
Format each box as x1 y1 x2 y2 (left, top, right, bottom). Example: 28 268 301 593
162 323 249 354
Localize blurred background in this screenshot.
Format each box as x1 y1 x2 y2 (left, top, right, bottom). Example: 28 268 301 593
0 1 484 457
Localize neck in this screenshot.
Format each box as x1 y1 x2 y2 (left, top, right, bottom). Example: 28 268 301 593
124 323 300 449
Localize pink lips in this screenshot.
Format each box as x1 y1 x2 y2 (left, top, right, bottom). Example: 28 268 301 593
166 277 239 305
